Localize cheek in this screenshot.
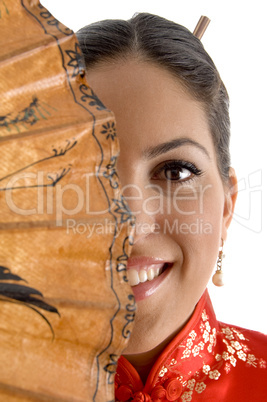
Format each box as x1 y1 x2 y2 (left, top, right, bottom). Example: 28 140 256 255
157 184 223 231
156 183 224 270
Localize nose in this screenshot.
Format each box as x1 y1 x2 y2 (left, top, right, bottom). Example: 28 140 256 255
122 183 158 245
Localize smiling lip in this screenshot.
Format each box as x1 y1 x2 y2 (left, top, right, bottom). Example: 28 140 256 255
126 257 173 301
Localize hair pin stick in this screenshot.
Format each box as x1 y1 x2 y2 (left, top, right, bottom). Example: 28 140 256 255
193 16 211 40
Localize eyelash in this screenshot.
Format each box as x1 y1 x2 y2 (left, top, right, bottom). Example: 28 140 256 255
151 160 203 185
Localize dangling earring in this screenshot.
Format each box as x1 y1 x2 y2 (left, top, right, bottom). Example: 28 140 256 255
212 240 224 287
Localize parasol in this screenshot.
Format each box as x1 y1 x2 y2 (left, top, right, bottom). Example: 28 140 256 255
0 0 135 400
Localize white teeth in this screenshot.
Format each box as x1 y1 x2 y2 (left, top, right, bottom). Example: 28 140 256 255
127 264 166 287
127 269 140 286
139 269 147 283
147 268 155 281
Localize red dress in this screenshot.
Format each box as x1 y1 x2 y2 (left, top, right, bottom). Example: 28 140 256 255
115 290 267 401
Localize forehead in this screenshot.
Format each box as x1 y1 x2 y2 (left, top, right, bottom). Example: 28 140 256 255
86 59 215 156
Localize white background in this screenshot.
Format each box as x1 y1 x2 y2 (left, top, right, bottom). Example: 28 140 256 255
42 0 266 334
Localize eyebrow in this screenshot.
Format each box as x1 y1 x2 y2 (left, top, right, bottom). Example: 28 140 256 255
143 138 211 160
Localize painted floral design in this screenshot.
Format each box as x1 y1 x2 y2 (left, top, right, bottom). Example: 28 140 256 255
113 195 133 223
103 155 119 189
66 43 85 77
101 121 116 141
79 85 107 111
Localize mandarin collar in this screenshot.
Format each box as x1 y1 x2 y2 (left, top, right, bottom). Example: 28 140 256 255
115 289 219 400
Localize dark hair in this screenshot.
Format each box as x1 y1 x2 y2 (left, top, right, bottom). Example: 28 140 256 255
77 13 231 180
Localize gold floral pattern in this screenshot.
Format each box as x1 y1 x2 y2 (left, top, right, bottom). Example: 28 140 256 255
154 309 267 401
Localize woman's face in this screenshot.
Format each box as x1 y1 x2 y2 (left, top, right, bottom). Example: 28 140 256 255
86 59 236 354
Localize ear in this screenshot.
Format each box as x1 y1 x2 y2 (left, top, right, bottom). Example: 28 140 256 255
221 167 238 241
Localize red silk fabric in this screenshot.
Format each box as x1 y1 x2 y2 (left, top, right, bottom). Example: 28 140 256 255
115 290 267 401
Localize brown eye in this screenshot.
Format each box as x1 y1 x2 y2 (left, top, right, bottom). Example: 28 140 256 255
164 166 191 181
152 160 201 183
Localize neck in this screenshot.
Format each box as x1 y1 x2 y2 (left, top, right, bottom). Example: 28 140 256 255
123 331 177 384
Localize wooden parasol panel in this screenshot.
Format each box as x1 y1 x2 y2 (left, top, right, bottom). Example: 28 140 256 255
0 0 135 400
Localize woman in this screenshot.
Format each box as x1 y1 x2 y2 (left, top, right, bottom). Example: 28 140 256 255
77 13 267 401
